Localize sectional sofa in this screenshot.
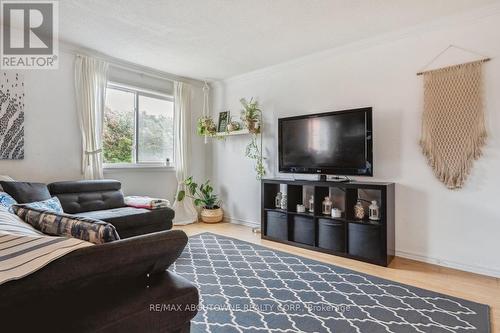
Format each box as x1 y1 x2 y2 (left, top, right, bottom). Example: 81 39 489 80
0 179 198 332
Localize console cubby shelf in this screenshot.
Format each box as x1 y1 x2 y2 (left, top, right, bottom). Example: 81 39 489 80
261 178 395 266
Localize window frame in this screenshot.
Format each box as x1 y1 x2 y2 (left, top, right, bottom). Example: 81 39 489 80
103 82 175 170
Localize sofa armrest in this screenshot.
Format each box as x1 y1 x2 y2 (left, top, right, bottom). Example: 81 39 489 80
0 230 188 299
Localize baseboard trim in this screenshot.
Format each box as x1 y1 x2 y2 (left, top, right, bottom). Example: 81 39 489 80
224 217 500 278
224 216 260 228
395 250 500 278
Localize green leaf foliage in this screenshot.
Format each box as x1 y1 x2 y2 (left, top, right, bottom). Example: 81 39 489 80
177 176 220 209
240 97 261 123
176 190 185 202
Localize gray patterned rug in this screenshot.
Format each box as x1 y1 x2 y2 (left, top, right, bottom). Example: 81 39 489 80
170 233 490 333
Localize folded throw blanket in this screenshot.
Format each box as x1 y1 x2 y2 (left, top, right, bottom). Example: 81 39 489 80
0 232 93 285
124 196 170 210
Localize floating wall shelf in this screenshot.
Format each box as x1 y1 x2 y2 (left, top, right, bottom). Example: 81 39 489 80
214 129 250 137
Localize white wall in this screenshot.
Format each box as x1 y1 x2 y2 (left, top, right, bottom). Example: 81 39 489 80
0 49 208 203
211 10 500 277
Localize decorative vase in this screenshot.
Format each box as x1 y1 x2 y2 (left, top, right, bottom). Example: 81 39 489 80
369 200 380 221
280 194 287 210
275 192 282 208
227 121 240 132
201 207 223 223
354 200 365 220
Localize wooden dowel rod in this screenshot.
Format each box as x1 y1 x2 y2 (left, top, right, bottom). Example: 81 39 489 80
416 58 491 76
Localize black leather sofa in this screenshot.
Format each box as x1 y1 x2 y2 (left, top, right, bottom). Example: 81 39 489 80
0 230 199 332
48 180 174 238
0 179 174 238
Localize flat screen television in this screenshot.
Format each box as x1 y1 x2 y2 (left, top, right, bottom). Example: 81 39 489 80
278 107 373 176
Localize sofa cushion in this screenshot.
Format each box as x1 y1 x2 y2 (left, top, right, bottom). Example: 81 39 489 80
0 181 51 203
0 175 15 191
22 197 64 214
48 180 125 214
12 206 120 244
76 207 174 238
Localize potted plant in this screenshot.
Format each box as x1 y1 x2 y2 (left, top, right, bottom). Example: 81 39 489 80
176 176 223 223
197 116 217 137
240 97 261 134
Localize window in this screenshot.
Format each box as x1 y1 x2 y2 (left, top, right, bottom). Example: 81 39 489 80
103 83 174 167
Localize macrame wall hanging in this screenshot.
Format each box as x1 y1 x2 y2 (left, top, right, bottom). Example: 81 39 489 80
417 45 490 189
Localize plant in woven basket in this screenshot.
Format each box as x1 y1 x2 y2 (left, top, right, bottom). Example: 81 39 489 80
176 177 223 223
240 97 261 134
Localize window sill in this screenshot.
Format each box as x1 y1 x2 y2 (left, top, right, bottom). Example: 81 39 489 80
104 164 175 172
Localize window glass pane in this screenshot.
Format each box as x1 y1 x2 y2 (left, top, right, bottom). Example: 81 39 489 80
103 88 135 163
138 95 174 163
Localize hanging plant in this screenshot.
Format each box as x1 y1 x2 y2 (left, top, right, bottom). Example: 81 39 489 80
245 134 266 180
196 116 217 137
240 97 261 134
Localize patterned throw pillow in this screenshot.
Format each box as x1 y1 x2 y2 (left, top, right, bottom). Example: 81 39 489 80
23 197 64 214
12 206 120 244
0 192 17 213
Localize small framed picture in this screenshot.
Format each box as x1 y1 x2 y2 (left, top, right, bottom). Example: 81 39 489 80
217 111 230 132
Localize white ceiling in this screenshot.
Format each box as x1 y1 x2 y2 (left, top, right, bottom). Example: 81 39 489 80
59 0 499 80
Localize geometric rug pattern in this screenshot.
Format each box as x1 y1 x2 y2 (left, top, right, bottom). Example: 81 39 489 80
170 233 490 333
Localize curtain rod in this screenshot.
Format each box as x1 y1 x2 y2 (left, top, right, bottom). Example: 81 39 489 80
73 52 204 86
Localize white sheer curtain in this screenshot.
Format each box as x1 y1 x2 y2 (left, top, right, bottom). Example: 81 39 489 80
172 81 197 225
74 55 108 180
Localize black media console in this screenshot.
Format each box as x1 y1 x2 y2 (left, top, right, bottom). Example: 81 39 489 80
261 178 395 266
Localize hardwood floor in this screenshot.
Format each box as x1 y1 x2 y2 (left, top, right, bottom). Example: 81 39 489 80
174 222 500 332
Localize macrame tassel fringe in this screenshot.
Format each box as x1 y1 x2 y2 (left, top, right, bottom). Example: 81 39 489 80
420 131 486 189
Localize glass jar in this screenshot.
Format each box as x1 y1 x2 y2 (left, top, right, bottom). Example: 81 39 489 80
369 200 380 220
275 192 282 208
308 195 314 213
280 194 287 210
322 197 333 215
354 200 365 220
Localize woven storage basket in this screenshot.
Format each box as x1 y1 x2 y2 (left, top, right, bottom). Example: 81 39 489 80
200 207 223 223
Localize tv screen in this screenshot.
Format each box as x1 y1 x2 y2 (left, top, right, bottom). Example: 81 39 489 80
278 108 372 176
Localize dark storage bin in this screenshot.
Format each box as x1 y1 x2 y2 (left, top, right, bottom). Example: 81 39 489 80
266 211 288 240
348 223 381 261
318 219 345 252
291 215 314 245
